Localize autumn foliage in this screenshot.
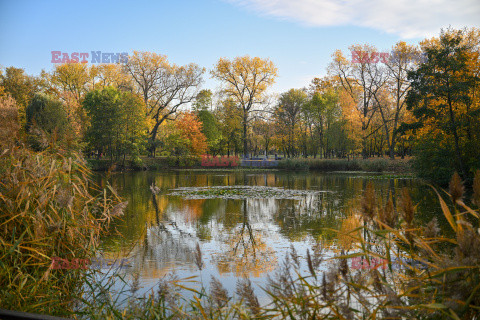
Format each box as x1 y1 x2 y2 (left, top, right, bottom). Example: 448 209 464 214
173 112 208 157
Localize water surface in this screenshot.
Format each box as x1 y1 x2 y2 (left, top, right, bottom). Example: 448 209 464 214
94 170 441 300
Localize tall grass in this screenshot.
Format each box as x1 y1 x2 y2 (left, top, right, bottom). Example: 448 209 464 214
0 145 122 316
278 158 412 173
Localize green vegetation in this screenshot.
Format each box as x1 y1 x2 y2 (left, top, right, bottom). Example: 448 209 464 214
25 93 73 150
167 186 322 200
402 30 480 184
278 158 411 173
2 28 478 183
83 87 147 164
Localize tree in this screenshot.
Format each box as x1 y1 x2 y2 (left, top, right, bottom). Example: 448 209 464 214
1 67 37 127
123 51 204 154
193 89 213 111
380 42 420 159
404 28 480 183
193 89 222 154
274 89 307 157
25 94 70 149
174 112 208 157
211 56 277 158
328 45 384 158
94 64 132 90
83 87 147 161
304 88 341 158
216 98 243 156
43 63 91 102
251 117 274 157
196 109 222 154
160 112 207 157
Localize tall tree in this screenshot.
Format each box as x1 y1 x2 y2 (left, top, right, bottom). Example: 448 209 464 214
193 89 213 111
43 63 91 102
25 94 71 149
217 98 243 156
174 112 208 157
196 109 221 154
405 28 480 181
83 87 147 161
211 56 277 158
123 51 204 154
328 45 383 158
274 89 307 157
303 88 340 158
372 42 420 158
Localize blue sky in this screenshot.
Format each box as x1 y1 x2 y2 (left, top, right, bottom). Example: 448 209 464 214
1 0 479 93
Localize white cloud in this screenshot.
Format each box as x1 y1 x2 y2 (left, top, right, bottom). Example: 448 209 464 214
227 0 480 38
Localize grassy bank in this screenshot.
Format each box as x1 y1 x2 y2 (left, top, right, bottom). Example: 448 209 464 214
87 156 201 171
278 157 412 173
87 156 413 174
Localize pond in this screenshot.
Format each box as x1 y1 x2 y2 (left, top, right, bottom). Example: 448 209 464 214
93 170 443 303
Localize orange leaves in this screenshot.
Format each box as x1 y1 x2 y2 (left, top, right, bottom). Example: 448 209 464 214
175 112 208 157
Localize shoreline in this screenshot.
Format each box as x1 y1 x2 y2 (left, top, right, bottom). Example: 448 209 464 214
87 157 413 174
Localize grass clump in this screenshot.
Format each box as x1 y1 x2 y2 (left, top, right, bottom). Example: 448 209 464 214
0 145 122 316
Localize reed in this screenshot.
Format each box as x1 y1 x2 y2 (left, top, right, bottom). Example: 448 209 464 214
0 145 121 316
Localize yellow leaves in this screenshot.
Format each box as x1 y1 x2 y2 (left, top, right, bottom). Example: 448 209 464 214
49 63 91 101
338 212 363 250
330 49 348 65
215 230 277 278
128 50 169 71
95 63 130 89
123 51 205 137
0 95 19 147
211 55 277 109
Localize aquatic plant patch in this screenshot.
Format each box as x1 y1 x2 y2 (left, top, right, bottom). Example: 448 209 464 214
167 185 327 200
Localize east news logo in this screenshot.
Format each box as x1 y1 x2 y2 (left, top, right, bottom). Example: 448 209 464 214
51 51 129 64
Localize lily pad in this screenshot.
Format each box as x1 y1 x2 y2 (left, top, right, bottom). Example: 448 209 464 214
167 186 327 200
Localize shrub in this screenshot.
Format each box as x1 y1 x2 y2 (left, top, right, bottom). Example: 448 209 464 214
278 158 309 171
130 156 143 169
359 158 389 172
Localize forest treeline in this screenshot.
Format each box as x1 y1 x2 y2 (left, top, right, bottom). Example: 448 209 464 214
1 28 479 184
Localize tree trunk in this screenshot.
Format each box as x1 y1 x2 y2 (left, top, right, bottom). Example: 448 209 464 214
243 112 248 158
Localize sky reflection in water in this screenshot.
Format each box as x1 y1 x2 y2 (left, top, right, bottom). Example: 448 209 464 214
94 170 440 301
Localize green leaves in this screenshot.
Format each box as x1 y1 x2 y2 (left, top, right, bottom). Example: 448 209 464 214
83 87 147 161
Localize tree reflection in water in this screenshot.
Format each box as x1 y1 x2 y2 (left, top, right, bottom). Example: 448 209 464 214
95 171 439 297
214 199 277 277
